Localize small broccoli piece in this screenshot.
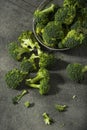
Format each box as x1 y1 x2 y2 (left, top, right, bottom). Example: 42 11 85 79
34 4 56 26
26 68 50 95
55 6 76 25
59 29 84 48
42 113 53 125
26 68 49 84
20 53 39 72
8 42 30 61
12 90 28 104
42 21 64 48
5 68 27 89
18 31 40 50
24 101 30 108
66 63 87 82
55 104 67 112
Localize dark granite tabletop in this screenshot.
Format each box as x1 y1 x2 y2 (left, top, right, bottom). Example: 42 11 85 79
0 0 87 130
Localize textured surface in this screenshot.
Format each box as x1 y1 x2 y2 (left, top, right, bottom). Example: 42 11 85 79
0 0 87 130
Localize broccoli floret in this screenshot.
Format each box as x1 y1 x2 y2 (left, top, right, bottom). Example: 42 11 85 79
42 21 64 48
26 68 50 95
55 6 76 25
59 29 84 48
38 50 56 69
55 104 67 112
18 31 40 50
63 0 85 7
34 4 56 26
66 63 87 82
42 112 53 125
20 53 39 72
5 68 27 89
35 23 45 35
71 20 81 30
8 42 30 61
26 68 49 84
12 90 28 104
27 78 50 95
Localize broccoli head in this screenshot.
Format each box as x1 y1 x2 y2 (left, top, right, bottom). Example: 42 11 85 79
38 51 56 69
8 42 30 61
34 4 56 25
20 53 39 72
63 0 85 8
66 63 87 82
58 29 84 48
42 21 64 48
18 31 40 50
5 68 27 89
55 6 76 25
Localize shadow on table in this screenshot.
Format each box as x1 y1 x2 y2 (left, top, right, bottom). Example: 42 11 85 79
63 45 87 58
49 72 65 95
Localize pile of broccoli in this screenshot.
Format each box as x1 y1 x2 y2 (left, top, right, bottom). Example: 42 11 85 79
5 31 56 95
34 0 87 49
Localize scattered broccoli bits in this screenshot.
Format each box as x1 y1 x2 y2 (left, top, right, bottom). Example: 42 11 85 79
42 112 53 125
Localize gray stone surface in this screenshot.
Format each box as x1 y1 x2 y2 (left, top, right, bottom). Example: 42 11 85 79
0 0 87 130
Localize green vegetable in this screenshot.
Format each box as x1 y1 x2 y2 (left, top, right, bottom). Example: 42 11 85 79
12 90 28 104
59 29 84 48
66 63 87 82
55 104 67 112
26 68 50 95
63 0 85 7
24 101 30 108
18 31 40 50
42 112 53 125
42 21 64 48
37 49 56 69
55 5 76 25
5 68 27 89
34 4 56 25
8 42 30 61
20 53 39 72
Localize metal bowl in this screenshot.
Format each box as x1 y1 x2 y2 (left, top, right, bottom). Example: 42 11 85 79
32 0 70 51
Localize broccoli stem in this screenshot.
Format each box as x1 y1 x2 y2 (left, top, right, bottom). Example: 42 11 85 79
28 83 39 89
12 90 28 104
39 4 55 14
82 66 87 73
26 75 42 84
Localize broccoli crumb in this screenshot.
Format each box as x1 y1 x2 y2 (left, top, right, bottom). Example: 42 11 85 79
55 104 67 112
42 112 53 125
24 101 30 108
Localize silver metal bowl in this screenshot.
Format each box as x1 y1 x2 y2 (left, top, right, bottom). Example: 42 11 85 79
32 0 70 51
